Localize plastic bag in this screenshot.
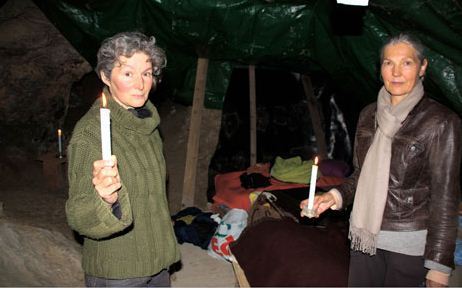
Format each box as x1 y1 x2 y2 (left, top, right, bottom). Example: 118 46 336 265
208 208 248 261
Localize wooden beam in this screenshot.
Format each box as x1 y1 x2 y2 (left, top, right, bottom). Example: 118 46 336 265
231 258 250 287
302 75 328 160
181 57 209 208
249 65 257 166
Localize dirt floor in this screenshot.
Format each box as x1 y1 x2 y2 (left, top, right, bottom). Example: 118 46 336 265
0 146 236 287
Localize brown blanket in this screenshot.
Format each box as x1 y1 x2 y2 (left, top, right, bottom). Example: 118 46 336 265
230 189 349 287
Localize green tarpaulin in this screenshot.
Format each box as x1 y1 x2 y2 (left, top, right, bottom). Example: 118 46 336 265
34 0 462 112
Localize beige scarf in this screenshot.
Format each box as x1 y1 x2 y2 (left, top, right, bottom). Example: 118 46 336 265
349 80 424 255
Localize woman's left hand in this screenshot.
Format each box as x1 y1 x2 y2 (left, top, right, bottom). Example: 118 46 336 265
426 279 447 287
426 269 450 287
299 192 336 218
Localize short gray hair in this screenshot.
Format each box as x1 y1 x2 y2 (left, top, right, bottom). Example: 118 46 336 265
380 32 426 64
96 31 166 80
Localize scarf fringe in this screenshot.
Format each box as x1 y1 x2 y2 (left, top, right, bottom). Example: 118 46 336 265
349 225 377 255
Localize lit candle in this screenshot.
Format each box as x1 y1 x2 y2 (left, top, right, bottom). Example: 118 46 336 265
100 92 111 161
307 156 319 211
57 129 63 158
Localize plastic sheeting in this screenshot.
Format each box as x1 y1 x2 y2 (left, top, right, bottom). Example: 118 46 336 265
34 0 462 112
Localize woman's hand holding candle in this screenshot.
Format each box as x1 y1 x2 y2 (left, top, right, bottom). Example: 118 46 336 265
92 155 121 205
300 193 336 218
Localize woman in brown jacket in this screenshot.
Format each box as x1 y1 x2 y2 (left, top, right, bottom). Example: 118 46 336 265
301 33 461 287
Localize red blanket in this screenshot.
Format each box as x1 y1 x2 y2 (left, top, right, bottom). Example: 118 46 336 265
212 166 345 211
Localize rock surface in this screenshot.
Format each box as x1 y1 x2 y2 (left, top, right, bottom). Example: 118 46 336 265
0 219 236 287
0 220 84 286
0 0 92 154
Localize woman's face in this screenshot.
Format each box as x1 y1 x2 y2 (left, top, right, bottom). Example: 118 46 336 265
101 52 154 109
381 42 427 100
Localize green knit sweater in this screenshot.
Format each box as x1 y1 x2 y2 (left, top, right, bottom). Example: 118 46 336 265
66 93 180 279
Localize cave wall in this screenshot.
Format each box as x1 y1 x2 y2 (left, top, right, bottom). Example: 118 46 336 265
0 0 220 212
0 0 91 157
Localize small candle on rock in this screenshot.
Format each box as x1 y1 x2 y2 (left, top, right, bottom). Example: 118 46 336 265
57 129 63 158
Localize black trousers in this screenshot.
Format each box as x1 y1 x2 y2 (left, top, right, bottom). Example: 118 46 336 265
348 249 427 287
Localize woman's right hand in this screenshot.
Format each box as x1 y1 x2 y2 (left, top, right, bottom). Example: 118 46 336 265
299 192 336 218
92 155 121 204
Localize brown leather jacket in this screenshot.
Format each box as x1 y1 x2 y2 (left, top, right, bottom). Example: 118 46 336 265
338 96 461 268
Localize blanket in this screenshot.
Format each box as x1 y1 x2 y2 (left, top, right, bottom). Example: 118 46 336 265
230 189 350 287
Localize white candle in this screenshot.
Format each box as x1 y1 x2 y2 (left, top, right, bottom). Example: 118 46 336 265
100 92 112 161
307 156 319 210
57 129 63 157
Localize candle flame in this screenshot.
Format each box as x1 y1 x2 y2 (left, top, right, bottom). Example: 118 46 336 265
101 92 107 108
314 156 319 165
58 129 62 136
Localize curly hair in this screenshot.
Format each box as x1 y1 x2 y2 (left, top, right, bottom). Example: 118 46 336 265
96 31 166 80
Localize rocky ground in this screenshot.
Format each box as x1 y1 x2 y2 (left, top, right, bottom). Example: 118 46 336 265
0 144 236 287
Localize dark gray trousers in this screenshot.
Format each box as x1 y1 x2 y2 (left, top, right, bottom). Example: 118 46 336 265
85 269 170 287
348 249 427 287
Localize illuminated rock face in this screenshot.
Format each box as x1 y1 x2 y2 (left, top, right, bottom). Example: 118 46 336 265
0 220 84 286
0 0 92 155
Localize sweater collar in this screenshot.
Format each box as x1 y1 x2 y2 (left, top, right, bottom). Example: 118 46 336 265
102 87 160 135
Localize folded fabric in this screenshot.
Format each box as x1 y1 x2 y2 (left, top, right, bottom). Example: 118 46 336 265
213 171 252 210
270 156 321 184
171 207 218 249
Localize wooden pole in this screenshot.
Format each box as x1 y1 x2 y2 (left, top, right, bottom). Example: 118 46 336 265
231 258 250 287
181 57 209 208
302 75 328 160
249 65 257 166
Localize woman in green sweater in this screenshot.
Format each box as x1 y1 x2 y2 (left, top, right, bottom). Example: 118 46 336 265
66 31 180 287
